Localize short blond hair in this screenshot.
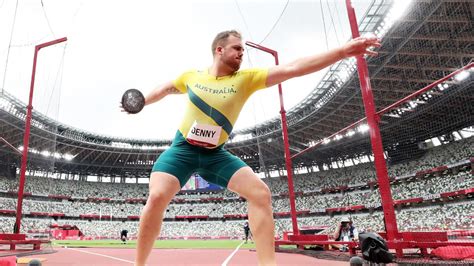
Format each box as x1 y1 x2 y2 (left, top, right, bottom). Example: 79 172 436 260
211 30 242 56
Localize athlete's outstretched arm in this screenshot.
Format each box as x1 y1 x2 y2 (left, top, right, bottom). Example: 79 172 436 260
265 36 381 88
144 81 182 106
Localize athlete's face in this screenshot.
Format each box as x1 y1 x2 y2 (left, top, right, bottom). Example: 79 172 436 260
220 35 244 71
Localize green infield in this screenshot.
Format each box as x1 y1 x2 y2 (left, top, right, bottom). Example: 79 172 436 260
52 239 257 249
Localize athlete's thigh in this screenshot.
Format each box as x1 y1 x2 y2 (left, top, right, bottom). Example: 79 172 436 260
226 166 270 199
148 171 182 200
152 143 199 188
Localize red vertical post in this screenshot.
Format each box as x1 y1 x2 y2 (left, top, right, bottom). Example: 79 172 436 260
344 0 400 241
246 41 299 235
15 37 67 234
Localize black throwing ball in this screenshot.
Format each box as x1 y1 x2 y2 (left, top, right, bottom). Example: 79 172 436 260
121 88 145 114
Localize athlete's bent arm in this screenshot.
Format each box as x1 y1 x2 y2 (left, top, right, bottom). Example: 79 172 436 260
144 81 182 106
265 36 381 87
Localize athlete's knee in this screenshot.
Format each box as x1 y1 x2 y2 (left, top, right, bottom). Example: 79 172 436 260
146 191 174 209
146 172 180 209
246 184 272 206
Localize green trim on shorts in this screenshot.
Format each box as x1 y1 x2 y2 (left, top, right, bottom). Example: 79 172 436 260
152 131 247 188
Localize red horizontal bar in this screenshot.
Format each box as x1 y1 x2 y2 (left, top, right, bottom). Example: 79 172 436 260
175 215 209 219
292 63 473 159
377 63 473 116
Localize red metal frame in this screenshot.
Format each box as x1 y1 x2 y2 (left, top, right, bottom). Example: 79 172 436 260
377 62 473 116
245 41 300 235
14 37 67 234
345 0 400 244
276 0 474 258
292 63 473 159
0 136 22 155
280 64 474 257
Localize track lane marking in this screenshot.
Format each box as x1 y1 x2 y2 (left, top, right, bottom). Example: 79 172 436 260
221 240 245 266
66 247 135 264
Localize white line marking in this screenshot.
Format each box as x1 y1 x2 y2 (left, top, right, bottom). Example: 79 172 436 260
221 241 245 266
67 247 135 264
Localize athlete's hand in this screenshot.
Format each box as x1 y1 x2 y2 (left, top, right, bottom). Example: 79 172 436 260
342 36 381 57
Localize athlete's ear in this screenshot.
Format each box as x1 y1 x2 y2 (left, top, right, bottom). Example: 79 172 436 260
216 46 223 55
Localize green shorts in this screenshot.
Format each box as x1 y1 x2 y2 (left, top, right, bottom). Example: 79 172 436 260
152 131 247 188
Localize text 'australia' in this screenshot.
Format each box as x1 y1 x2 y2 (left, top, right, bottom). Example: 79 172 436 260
195 83 237 94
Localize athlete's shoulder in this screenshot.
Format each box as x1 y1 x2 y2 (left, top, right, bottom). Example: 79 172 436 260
178 69 209 78
235 68 269 91
179 69 198 76
237 68 268 75
175 69 200 82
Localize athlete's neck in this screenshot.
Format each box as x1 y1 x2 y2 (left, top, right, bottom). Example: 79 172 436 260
208 62 235 78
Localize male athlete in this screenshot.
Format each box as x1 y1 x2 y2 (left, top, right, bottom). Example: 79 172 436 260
132 30 380 266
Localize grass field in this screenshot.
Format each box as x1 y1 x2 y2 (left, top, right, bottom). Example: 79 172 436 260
52 239 257 249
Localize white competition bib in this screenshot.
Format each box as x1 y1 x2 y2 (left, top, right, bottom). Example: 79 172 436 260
186 121 222 148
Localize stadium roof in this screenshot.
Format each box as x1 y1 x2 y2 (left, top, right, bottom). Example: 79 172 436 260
1 0 473 179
